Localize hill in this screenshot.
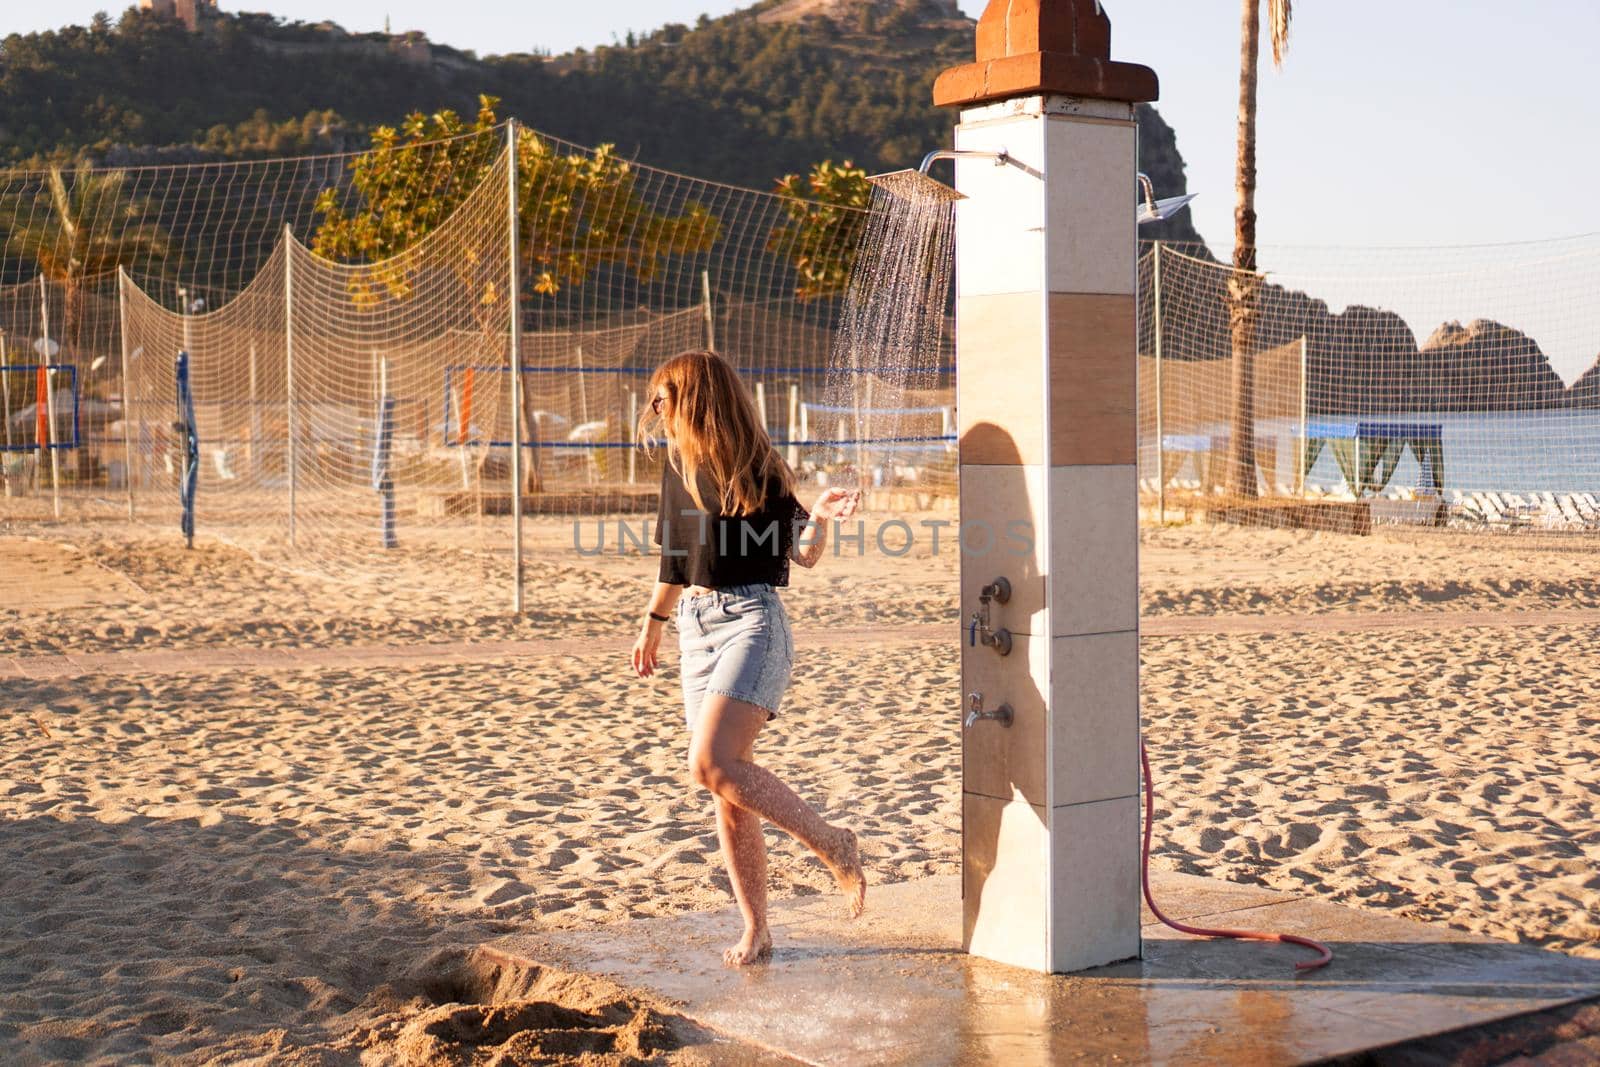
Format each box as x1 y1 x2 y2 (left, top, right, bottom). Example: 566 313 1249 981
0 0 1202 242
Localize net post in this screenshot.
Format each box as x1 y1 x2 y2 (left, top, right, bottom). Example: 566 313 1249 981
627 390 638 485
856 371 874 497
284 227 298 548
701 270 716 352
1 333 11 497
507 119 526 615
117 268 136 520
39 275 61 520
787 384 799 467
248 344 259 476
1297 334 1308 499
754 381 767 431
1152 241 1165 524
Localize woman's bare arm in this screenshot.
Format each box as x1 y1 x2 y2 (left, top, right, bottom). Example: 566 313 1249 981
645 580 683 618
632 581 683 678
791 488 859 569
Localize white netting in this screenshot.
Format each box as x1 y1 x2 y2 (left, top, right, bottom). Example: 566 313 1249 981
1139 240 1600 535
1 121 957 604
9 115 1600 613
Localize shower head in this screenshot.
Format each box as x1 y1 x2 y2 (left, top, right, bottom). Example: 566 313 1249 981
1136 172 1196 226
866 148 1039 203
866 168 968 203
1138 193 1198 226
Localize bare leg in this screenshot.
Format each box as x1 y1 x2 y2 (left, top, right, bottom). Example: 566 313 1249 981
713 728 770 964
691 696 866 928
716 794 771 965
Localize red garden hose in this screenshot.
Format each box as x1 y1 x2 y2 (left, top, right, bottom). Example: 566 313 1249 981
1141 740 1334 972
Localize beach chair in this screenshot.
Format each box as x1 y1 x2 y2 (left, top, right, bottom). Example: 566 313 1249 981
1473 492 1509 527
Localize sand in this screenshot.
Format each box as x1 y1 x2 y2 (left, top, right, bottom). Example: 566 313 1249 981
1 518 1598 1063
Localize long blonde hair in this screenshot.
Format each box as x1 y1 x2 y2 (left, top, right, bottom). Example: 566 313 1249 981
636 350 797 516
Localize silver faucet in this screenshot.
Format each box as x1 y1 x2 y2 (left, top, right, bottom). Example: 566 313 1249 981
968 576 1013 657
965 691 1014 730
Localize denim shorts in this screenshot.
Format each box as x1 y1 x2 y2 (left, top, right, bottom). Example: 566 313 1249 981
677 583 794 731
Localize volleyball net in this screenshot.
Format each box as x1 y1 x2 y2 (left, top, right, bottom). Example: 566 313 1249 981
5 115 1600 603
0 121 957 594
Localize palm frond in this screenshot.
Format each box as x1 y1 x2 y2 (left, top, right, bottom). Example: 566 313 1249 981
46 167 80 247
1268 0 1292 68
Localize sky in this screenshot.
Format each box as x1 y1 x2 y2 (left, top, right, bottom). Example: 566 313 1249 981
7 2 1600 375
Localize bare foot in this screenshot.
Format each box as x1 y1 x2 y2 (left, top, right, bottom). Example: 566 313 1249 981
823 827 867 918
723 926 773 967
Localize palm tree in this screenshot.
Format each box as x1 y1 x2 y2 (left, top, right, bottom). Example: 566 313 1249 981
1227 0 1291 499
0 165 169 359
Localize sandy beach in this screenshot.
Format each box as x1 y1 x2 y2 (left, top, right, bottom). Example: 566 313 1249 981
2 518 1598 1063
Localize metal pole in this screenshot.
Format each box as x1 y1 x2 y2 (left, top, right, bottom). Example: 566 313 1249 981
627 390 637 485
39 276 60 520
117 269 136 520
507 119 526 615
178 286 192 354
1152 242 1165 524
754 381 767 431
1297 334 1308 499
451 387 470 489
575 344 590 427
787 383 799 467
248 343 259 475
284 226 298 547
701 270 716 352
2 330 12 498
573 343 596 486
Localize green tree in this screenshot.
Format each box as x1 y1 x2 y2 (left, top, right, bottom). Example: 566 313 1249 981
312 96 721 493
768 159 872 302
0 164 169 352
312 96 720 304
1228 0 1292 499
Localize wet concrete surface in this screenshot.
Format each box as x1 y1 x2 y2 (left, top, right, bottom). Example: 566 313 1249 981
487 872 1600 1066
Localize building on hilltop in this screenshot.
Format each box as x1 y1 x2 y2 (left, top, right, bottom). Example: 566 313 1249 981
139 0 219 33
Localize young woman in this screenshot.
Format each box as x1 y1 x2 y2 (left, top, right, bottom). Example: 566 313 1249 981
631 350 866 966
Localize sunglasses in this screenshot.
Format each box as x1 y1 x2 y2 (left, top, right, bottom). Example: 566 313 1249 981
651 393 669 414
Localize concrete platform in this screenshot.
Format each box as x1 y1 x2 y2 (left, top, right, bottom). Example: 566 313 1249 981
486 872 1600 1066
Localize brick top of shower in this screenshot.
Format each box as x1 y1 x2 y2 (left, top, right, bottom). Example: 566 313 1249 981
933 0 1158 108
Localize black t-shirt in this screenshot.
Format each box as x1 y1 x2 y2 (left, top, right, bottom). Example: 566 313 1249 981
654 460 810 588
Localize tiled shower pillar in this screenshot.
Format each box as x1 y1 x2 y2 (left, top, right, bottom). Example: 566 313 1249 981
935 0 1158 974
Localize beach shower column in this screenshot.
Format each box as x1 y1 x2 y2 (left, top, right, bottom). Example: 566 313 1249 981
935 0 1158 974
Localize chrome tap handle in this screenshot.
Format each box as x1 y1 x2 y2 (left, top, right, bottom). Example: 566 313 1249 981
964 692 1013 729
